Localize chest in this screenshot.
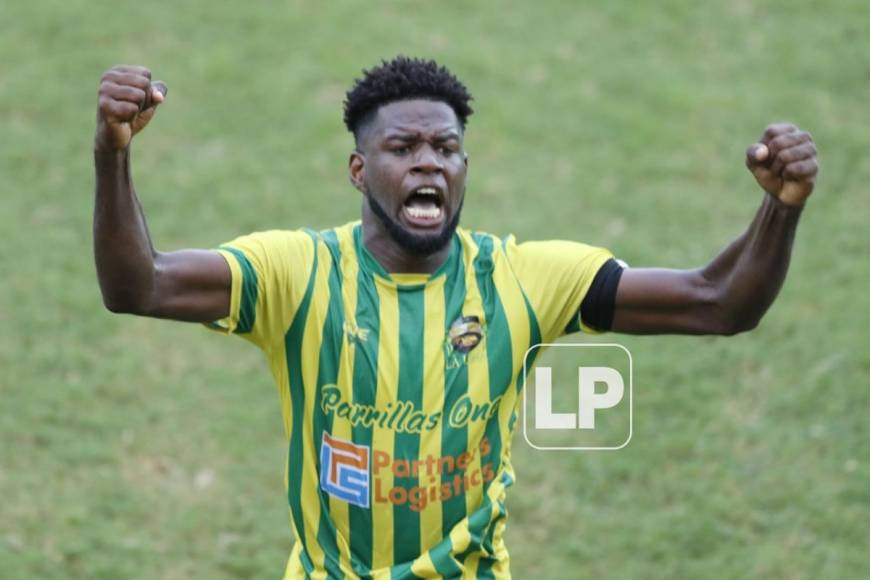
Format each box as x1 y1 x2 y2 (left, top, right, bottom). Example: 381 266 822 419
313 273 520 404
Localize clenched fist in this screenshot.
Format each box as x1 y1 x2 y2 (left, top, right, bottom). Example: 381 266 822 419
746 123 818 206
95 65 167 152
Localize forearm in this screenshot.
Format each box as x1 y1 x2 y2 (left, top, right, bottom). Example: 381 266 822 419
703 192 803 332
612 124 816 336
93 147 158 313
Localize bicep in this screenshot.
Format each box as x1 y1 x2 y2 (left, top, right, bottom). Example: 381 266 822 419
148 249 231 322
611 267 723 334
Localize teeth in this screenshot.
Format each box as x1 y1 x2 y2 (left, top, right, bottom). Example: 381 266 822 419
406 206 442 219
415 187 437 195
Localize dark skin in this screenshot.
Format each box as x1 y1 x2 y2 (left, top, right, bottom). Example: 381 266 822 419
350 99 468 273
611 124 815 334
93 65 818 335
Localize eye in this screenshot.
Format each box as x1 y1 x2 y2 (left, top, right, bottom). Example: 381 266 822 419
392 146 411 155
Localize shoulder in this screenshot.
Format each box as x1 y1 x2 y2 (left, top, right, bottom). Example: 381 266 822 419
456 227 600 254
224 222 361 256
455 227 512 258
456 227 602 266
221 228 315 252
312 222 361 267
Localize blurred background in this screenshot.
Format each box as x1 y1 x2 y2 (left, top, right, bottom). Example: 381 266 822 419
1 1 868 578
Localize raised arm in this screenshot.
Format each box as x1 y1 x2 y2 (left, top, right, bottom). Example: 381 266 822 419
610 123 818 335
94 65 230 322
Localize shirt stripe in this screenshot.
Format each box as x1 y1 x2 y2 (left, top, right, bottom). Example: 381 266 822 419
463 233 493 563
442 235 474 538
284 231 320 576
222 246 258 333
372 279 399 572
393 286 424 566
349 227 379 575
418 277 446 555
300 236 334 578
313 231 351 579
330 227 371 579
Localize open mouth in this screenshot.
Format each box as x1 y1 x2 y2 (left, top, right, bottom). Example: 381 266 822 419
402 186 445 227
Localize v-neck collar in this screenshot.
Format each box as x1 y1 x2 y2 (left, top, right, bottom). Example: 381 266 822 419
353 223 460 287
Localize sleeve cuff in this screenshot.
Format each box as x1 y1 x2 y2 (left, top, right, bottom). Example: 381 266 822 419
202 249 242 334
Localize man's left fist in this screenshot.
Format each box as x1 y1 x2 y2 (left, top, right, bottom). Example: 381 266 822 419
746 123 818 206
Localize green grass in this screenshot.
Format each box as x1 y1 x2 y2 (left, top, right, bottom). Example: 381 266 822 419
2 0 868 578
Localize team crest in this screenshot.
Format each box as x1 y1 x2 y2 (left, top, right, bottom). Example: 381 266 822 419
449 315 483 353
320 432 370 508
444 315 485 369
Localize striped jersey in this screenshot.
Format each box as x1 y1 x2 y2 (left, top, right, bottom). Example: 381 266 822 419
208 221 613 579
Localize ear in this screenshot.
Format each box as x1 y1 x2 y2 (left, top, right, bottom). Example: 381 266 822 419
463 152 469 170
349 150 366 194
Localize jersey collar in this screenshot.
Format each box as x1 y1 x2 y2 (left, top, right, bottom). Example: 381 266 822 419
353 223 461 286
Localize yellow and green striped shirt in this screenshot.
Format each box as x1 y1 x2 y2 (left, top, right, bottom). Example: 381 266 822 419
209 222 612 579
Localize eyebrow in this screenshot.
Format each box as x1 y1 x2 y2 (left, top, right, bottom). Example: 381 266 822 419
383 130 461 142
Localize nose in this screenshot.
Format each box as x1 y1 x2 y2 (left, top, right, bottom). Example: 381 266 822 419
411 144 444 174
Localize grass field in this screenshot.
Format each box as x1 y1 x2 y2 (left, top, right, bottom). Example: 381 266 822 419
2 1 868 578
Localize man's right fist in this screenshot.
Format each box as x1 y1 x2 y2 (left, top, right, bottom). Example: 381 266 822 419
95 65 167 152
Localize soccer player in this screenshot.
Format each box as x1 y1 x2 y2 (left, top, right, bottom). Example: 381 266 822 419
93 57 818 578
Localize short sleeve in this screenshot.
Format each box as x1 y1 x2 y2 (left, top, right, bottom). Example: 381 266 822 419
205 229 316 353
504 237 615 341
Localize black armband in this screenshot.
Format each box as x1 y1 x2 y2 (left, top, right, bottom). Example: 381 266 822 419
579 258 625 331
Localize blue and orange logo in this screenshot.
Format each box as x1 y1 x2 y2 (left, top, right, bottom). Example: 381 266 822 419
320 432 370 508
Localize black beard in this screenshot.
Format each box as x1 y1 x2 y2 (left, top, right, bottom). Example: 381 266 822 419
367 194 463 256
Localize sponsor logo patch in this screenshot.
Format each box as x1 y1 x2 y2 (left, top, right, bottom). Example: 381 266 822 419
320 432 370 508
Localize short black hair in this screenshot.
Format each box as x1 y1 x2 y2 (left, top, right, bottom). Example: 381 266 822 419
343 56 474 140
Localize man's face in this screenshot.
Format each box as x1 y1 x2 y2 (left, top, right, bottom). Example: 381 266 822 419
350 99 468 255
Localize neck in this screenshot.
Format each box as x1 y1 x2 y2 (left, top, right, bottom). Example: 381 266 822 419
361 203 452 274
